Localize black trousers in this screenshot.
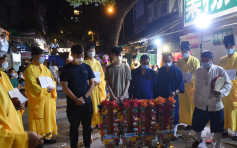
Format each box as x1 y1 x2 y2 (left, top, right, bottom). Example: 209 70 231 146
67 101 93 148
192 107 224 133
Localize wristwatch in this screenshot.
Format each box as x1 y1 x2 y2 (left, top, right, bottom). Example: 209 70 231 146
83 95 88 101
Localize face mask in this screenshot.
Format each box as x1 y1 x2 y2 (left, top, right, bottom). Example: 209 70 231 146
141 65 149 70
114 56 122 64
154 68 158 71
182 52 189 59
164 62 172 67
1 61 8 70
10 73 15 77
88 52 95 58
19 74 23 78
226 48 235 55
39 57 45 64
75 58 84 65
202 62 212 68
15 74 18 78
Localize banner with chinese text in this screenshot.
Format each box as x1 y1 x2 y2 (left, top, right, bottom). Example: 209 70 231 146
213 28 233 46
184 0 237 27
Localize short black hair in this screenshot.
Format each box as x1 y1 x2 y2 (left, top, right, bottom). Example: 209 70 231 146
18 70 24 74
162 52 172 58
85 43 95 51
71 45 83 55
111 46 123 55
9 68 15 73
201 50 213 59
140 55 150 61
132 55 137 59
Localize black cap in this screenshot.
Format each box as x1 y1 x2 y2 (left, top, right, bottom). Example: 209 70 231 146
223 34 235 47
201 50 213 59
31 46 44 56
181 41 191 51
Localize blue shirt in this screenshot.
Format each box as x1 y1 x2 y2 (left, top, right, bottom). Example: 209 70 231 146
60 63 95 106
129 67 157 100
155 65 184 98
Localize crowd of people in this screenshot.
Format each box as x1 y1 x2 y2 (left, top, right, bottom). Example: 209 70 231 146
0 33 237 148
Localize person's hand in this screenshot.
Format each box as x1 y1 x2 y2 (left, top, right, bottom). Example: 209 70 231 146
75 97 85 106
27 131 43 148
47 87 55 92
12 98 22 110
18 84 24 89
95 81 100 86
118 95 125 101
169 91 176 97
111 96 118 101
212 89 221 97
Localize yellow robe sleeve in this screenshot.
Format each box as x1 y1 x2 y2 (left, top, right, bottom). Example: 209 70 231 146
0 83 28 148
98 62 106 100
218 53 237 107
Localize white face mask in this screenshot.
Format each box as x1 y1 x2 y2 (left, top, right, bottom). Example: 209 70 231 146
15 74 18 78
114 56 122 64
88 52 95 58
10 73 16 77
1 61 8 70
19 74 23 78
75 58 84 65
182 52 190 59
164 62 172 67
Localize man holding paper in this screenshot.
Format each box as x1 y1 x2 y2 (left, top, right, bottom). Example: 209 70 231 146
24 46 57 144
84 44 106 127
218 34 237 140
177 41 200 129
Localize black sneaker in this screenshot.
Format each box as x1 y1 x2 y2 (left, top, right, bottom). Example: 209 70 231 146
222 132 228 137
43 139 57 144
232 136 237 141
192 140 202 148
185 125 192 131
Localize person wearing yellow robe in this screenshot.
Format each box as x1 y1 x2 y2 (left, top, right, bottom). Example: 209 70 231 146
218 34 237 140
84 45 106 127
177 41 200 128
0 52 25 120
131 55 140 70
24 46 57 144
0 79 43 148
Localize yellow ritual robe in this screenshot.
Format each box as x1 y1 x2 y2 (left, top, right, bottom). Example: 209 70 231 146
218 52 237 131
0 82 28 148
177 55 200 125
84 58 106 126
0 71 24 122
24 62 57 137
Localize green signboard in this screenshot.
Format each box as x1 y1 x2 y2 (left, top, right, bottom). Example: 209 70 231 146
184 0 237 27
213 28 233 46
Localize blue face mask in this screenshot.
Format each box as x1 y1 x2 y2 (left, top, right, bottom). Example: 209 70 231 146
226 48 235 55
141 65 149 70
88 52 95 58
202 62 212 68
39 57 45 64
182 52 189 59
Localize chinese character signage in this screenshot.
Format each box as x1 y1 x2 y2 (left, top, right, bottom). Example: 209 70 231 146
184 0 237 27
213 28 233 46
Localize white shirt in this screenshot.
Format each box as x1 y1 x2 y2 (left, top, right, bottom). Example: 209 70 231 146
194 64 232 111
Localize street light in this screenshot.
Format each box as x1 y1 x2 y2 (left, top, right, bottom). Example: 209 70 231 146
154 38 161 46
107 6 114 14
195 13 212 53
